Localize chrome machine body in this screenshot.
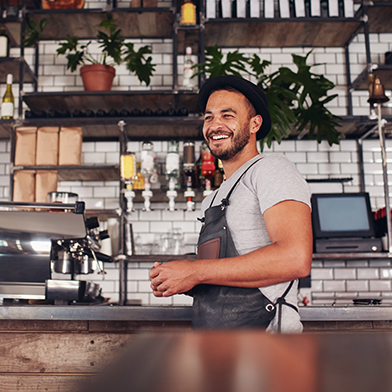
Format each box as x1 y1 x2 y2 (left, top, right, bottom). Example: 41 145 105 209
0 201 112 303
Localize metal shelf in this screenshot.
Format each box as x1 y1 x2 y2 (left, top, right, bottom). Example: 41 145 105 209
12 164 119 181
204 17 362 48
351 64 392 90
26 8 174 40
10 113 392 141
364 1 392 33
0 119 13 139
13 116 203 141
22 90 201 113
0 57 36 84
0 18 23 47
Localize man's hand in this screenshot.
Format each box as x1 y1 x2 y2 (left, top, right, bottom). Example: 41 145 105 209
149 260 198 297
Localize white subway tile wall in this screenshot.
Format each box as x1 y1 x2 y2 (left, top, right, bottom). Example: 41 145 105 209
2 138 392 305
3 29 391 115
0 2 392 305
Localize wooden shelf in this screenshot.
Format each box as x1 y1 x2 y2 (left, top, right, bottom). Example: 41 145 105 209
13 115 203 140
0 58 36 84
351 65 392 90
204 17 362 47
0 18 22 47
365 1 392 33
0 120 13 139
13 164 119 181
26 8 173 40
19 90 204 140
11 112 392 141
22 90 201 113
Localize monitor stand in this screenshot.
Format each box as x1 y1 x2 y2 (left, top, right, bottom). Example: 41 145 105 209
314 237 383 253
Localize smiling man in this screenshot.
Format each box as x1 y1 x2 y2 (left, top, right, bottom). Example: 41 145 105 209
149 75 313 333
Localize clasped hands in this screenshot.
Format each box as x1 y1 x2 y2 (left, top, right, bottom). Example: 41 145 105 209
149 259 196 297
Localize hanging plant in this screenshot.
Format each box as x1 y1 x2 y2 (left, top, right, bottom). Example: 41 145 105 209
194 45 343 149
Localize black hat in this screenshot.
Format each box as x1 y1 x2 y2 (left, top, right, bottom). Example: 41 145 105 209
198 75 272 140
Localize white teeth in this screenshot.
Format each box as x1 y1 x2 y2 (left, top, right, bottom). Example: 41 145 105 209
212 135 229 140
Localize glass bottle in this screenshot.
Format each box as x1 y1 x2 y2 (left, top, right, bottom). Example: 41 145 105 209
180 0 196 25
166 140 180 189
213 158 224 188
133 161 145 190
183 141 196 188
120 152 137 185
0 29 10 57
6 0 19 18
201 143 215 195
140 141 155 182
1 73 14 119
196 143 205 189
182 47 194 90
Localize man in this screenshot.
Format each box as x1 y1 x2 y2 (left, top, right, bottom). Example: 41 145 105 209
149 75 312 332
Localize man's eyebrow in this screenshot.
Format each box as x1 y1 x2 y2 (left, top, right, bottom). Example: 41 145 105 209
204 108 237 115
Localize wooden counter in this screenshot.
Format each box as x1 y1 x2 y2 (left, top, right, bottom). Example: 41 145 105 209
83 330 392 392
1 305 392 391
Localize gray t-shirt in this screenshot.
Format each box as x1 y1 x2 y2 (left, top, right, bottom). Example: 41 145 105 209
200 153 311 333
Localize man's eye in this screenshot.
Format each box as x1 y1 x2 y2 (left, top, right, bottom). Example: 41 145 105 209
204 116 212 121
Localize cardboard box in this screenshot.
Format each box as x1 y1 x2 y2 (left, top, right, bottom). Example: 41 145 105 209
14 127 37 166
35 171 58 203
58 126 82 166
36 127 59 166
13 170 35 202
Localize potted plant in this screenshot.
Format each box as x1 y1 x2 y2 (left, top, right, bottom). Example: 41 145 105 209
194 45 343 149
24 17 155 91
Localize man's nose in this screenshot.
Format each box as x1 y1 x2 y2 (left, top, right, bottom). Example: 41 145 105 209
205 117 223 131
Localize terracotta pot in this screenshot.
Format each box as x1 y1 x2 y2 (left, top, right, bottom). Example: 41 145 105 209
80 64 116 91
41 0 84 9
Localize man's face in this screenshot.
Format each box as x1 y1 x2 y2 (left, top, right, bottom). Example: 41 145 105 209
202 90 256 161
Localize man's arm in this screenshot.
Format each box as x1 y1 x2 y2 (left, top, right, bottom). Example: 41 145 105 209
149 200 312 297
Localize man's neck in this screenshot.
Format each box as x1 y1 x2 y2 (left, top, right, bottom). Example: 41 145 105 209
222 149 259 179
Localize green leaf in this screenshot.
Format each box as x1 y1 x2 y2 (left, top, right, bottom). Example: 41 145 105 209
123 43 156 86
193 44 252 78
22 17 47 47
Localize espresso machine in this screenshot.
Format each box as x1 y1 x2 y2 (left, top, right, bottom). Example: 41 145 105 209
0 201 112 304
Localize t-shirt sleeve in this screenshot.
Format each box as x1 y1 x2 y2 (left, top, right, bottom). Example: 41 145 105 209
252 154 311 214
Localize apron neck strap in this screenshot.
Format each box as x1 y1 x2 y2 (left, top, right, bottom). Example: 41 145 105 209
218 157 263 207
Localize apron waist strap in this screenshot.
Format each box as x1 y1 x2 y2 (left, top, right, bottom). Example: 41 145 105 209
275 280 297 333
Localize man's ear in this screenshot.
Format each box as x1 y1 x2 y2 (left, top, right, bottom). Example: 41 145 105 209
250 115 263 136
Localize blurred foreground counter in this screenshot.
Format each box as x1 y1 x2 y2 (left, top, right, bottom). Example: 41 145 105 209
1 305 392 391
83 330 392 392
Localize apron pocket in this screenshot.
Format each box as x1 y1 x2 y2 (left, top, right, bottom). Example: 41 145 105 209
197 238 221 259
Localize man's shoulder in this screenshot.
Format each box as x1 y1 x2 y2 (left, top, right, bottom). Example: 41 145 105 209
258 153 293 165
249 153 297 176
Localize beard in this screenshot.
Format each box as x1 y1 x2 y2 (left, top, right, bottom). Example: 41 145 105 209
206 123 251 161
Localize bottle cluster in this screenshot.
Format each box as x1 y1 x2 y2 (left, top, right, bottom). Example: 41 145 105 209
121 140 225 192
24 107 190 119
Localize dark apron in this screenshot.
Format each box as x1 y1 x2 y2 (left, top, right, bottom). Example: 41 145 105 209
192 158 297 331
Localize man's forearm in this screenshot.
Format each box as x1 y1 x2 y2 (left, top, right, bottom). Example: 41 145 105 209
192 242 311 289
